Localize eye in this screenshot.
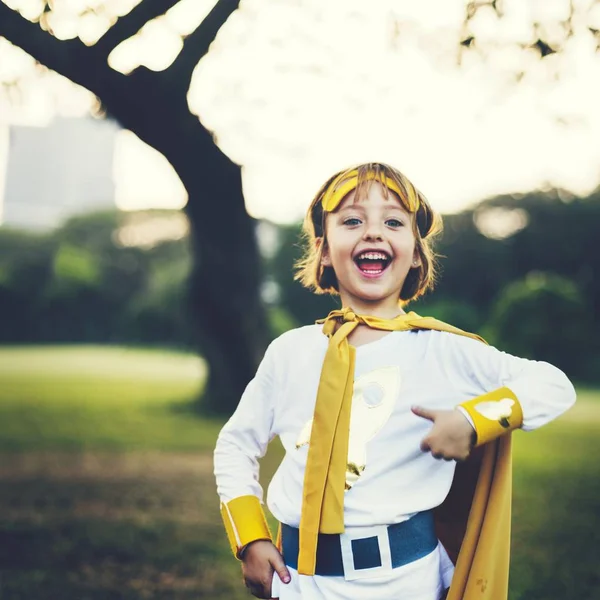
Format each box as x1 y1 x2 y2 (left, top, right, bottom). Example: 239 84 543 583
385 218 404 228
343 217 362 227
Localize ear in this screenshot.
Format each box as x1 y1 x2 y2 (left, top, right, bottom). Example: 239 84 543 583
411 249 422 269
319 238 332 267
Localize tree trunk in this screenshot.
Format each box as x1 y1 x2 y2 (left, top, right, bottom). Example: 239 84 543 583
177 140 269 415
116 102 270 416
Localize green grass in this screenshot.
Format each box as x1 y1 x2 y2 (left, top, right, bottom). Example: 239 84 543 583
0 346 223 452
0 345 246 598
510 390 600 600
0 346 599 599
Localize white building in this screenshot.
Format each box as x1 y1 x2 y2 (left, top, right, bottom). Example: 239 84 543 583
1 117 119 230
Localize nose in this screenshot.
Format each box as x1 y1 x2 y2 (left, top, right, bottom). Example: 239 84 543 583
363 220 384 242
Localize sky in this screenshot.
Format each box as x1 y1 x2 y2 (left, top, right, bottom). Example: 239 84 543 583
1 0 600 224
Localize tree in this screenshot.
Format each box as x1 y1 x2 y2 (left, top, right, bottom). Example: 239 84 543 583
2 0 599 414
0 0 268 414
432 190 600 324
486 272 596 379
0 228 57 342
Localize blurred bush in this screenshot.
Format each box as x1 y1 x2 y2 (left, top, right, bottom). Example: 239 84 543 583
486 272 596 379
0 210 193 348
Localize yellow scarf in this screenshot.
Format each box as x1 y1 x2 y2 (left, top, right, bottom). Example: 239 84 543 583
299 307 513 599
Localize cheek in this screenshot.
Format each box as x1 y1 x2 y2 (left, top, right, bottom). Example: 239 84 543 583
325 232 353 259
393 235 417 257
327 246 348 268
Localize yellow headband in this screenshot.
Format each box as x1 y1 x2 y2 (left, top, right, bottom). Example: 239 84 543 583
321 169 420 213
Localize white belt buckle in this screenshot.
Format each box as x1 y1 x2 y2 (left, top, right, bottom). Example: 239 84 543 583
339 525 393 581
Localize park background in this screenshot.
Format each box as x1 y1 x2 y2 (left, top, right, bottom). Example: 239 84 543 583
1 0 600 598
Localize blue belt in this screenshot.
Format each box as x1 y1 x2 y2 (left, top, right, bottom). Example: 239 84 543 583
281 511 437 577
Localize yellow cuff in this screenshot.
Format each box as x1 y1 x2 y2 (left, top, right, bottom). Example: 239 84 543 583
458 387 523 447
220 495 272 559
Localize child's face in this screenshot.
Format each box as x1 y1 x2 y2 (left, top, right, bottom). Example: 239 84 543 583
321 182 420 314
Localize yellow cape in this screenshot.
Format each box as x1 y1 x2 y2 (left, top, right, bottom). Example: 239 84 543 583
436 436 512 599
416 319 512 599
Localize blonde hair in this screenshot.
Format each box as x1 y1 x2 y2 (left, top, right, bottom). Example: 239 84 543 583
294 162 442 303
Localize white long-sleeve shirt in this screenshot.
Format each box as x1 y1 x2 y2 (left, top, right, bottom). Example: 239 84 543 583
214 324 576 599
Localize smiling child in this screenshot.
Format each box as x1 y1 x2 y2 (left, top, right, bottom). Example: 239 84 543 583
214 162 576 600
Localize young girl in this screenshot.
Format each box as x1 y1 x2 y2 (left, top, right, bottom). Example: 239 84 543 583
214 163 576 600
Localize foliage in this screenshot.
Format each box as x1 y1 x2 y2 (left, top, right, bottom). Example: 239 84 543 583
0 210 194 347
486 272 596 379
52 243 100 288
1 187 599 381
414 190 600 380
435 189 600 330
0 228 57 341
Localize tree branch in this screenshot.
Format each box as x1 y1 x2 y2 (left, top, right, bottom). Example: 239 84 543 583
0 3 176 148
94 0 183 57
0 2 124 101
164 0 241 92
0 1 240 185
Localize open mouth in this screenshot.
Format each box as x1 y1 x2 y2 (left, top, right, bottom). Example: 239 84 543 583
353 251 392 276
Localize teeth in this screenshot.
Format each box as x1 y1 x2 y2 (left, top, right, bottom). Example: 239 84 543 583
357 252 389 260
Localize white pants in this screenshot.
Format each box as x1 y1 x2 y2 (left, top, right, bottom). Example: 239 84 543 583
271 543 451 600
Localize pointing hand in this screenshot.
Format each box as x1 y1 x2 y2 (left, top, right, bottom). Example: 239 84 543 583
411 406 476 461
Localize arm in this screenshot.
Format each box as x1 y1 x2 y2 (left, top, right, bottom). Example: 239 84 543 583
213 339 290 597
445 333 576 434
413 332 576 459
214 338 276 506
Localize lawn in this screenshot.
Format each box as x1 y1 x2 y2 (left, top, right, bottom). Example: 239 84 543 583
0 346 222 452
0 346 598 599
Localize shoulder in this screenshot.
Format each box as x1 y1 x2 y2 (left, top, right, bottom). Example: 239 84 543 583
418 322 521 388
405 312 487 349
410 325 487 352
433 328 488 350
408 324 494 376
267 323 325 356
262 324 327 380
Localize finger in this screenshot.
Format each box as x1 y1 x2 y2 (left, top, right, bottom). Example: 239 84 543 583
269 552 291 584
420 437 431 452
411 405 437 421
